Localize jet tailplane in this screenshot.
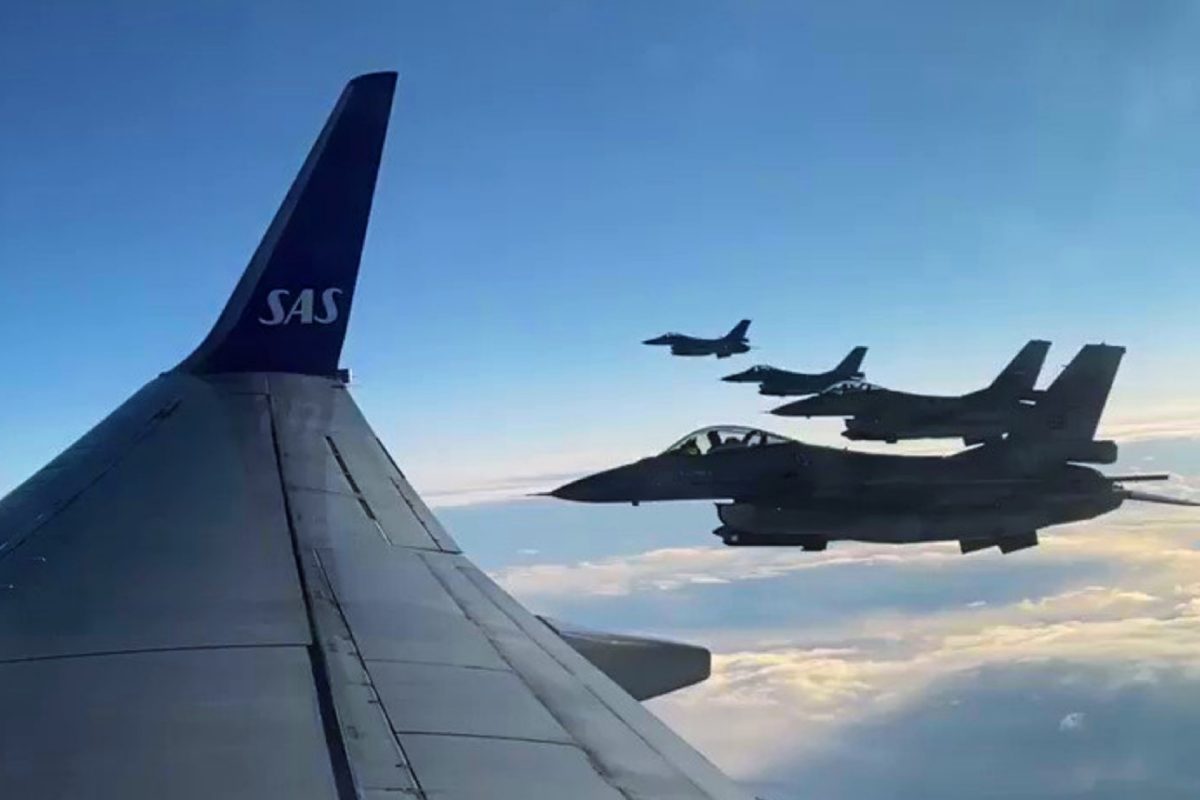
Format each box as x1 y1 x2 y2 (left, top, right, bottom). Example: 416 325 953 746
725 319 751 341
987 339 1051 397
834 346 868 377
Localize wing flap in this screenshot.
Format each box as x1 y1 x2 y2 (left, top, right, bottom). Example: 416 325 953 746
400 735 626 800
369 660 573 742
313 546 506 670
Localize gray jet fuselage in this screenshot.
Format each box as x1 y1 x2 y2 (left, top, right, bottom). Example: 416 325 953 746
722 366 864 397
774 385 1029 444
771 339 1051 443
646 336 749 358
715 489 1121 544
548 426 1133 551
551 429 1108 509
722 347 868 396
643 319 751 359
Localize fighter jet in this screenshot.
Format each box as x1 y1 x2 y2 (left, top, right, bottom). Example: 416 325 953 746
771 339 1052 444
0 73 753 799
722 346 868 396
643 319 751 358
549 343 1196 555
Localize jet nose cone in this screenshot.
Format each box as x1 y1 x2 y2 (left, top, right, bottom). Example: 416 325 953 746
549 470 619 501
547 477 589 501
770 399 807 416
548 472 614 502
548 464 642 503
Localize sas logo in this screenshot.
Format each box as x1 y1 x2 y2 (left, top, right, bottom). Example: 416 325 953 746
258 288 343 326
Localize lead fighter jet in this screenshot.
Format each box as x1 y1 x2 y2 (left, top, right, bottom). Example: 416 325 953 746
722 346 868 396
772 339 1051 444
643 319 751 358
0 74 753 800
551 343 1196 555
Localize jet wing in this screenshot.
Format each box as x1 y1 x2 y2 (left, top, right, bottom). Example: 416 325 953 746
0 74 749 800
1122 489 1200 507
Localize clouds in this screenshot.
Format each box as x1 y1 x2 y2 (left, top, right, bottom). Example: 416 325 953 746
752 662 1200 800
631 501 1200 791
1059 711 1086 732
649 574 1200 784
491 498 1198 603
471 478 1200 792
448 439 1200 794
494 541 957 599
1102 412 1200 444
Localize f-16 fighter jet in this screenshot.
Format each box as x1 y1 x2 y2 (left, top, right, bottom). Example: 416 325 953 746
643 319 751 358
771 339 1051 445
721 346 868 396
550 344 1196 555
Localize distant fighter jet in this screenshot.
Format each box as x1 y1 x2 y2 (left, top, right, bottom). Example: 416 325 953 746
549 344 1196 555
771 339 1051 444
643 319 751 358
722 346 868 396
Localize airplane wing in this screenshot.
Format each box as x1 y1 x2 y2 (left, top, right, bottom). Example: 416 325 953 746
1121 489 1200 507
0 74 749 800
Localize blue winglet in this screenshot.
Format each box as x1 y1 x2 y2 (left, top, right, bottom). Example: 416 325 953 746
180 72 397 377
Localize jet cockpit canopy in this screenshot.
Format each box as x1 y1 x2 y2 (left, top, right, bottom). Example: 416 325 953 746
662 425 793 456
821 379 884 396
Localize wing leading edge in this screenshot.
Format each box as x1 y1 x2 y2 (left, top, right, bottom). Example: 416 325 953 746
0 74 749 800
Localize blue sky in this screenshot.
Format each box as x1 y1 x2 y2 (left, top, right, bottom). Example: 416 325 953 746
2 1 1199 494
3 5 1200 796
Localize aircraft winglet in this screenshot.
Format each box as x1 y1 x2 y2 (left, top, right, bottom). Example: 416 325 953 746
180 72 397 377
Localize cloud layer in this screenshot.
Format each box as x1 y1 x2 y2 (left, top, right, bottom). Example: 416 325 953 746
477 469 1200 795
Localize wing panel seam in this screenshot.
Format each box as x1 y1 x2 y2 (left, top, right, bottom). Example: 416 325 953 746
0 641 303 666
325 435 392 545
418 551 635 800
311 548 428 797
456 560 727 800
267 386 371 800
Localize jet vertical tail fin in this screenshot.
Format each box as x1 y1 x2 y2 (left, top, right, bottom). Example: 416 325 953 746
834 346 868 376
726 319 752 341
179 72 397 377
987 339 1051 397
1012 344 1125 442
